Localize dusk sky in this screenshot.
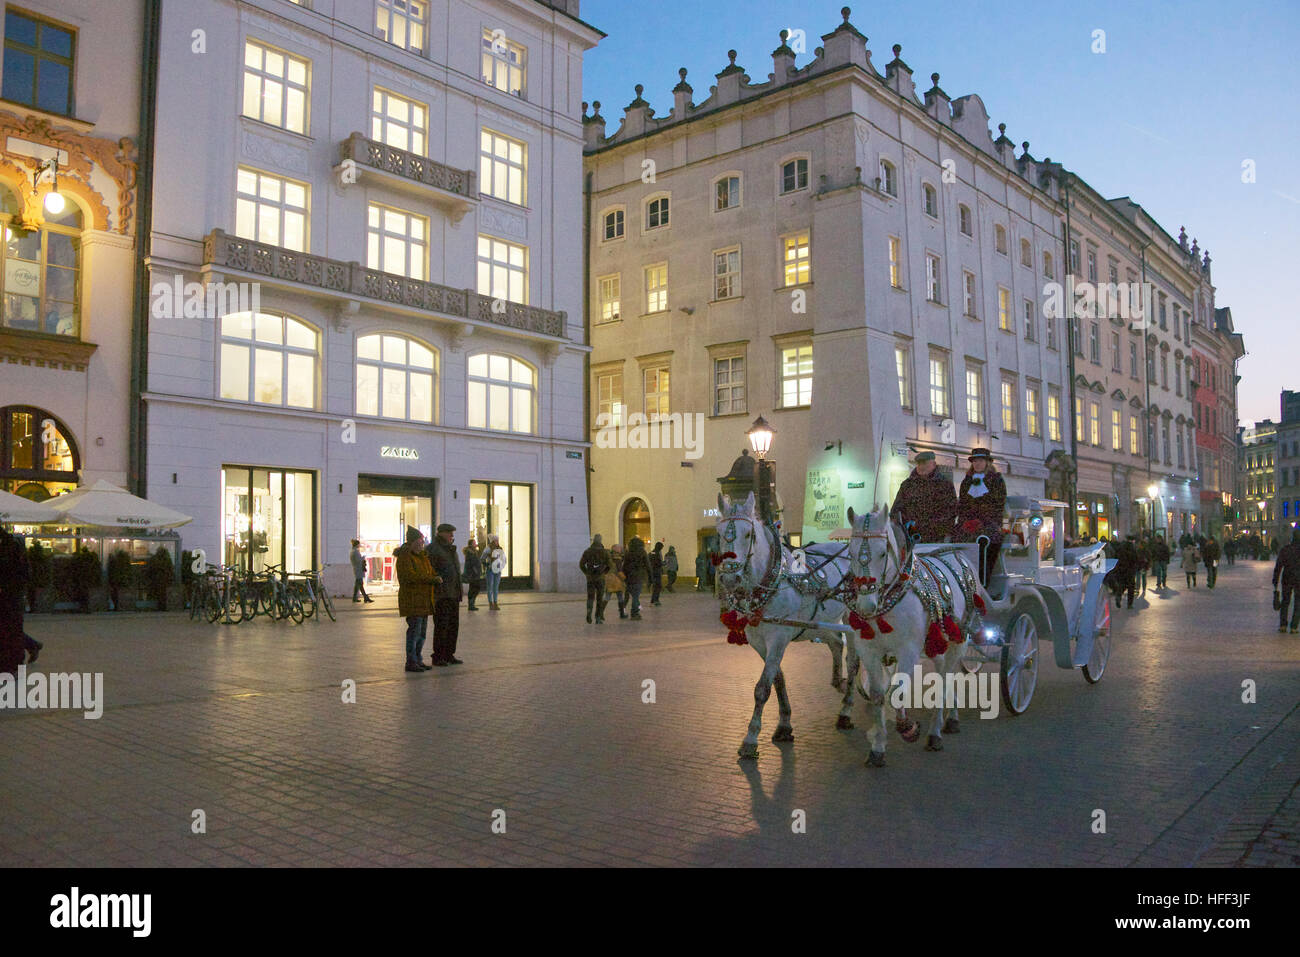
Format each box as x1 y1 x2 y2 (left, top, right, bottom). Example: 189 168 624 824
580 0 1299 426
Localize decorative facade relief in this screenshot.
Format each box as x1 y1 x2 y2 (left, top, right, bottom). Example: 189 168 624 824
242 129 310 174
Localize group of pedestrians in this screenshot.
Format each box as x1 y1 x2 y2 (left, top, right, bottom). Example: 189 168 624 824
579 535 680 623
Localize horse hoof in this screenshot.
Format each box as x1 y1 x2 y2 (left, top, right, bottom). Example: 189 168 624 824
897 718 920 743
737 743 760 759
835 715 854 731
771 727 794 743
925 735 944 752
866 751 886 768
943 717 960 734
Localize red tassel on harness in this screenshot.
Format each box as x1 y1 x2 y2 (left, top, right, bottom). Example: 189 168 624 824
943 614 963 643
973 593 987 613
924 621 947 658
720 609 749 645
712 551 737 566
876 617 894 633
847 610 875 640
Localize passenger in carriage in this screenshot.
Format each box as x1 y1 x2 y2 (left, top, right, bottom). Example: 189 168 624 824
889 450 957 543
955 448 1007 587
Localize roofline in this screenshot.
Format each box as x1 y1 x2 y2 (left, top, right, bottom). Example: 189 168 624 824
529 0 605 39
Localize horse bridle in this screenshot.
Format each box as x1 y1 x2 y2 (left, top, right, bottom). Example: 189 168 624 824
719 513 782 594
851 521 906 598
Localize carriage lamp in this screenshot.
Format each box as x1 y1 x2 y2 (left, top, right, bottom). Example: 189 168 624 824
747 416 775 459
1147 484 1158 499
34 156 65 215
1029 513 1044 530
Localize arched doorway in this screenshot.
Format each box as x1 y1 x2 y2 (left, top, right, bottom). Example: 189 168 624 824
0 406 80 499
620 497 651 545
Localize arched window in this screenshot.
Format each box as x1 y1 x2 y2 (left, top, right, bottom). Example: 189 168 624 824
994 224 1007 255
1 405 79 499
1043 250 1054 279
1020 237 1032 267
0 185 82 337
219 311 319 409
356 333 437 422
922 183 937 218
878 159 896 197
467 353 535 433
958 203 972 235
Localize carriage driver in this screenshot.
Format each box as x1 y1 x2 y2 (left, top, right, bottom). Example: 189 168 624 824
955 447 1008 586
890 450 958 543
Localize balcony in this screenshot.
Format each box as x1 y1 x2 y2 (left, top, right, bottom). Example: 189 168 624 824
200 230 567 340
337 133 476 221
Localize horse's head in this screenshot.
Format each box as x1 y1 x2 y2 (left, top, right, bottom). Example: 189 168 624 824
715 491 766 589
847 504 899 616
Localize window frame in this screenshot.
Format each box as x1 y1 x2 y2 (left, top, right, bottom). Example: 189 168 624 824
235 166 309 252
242 38 311 135
600 205 625 243
779 155 810 195
965 362 985 427
712 245 742 301
713 171 742 212
1047 388 1062 442
782 231 811 287
596 273 621 323
878 158 897 197
928 352 950 419
476 233 528 305
354 331 438 423
480 25 525 96
479 127 528 207
367 201 428 280
778 340 814 409
377 0 429 55
644 192 670 232
371 86 427 155
712 352 747 416
466 352 537 434
922 182 938 219
644 261 668 314
218 310 320 410
958 203 972 236
1 7 75 116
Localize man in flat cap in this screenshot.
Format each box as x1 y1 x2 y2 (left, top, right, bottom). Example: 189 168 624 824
956 448 1007 585
890 450 957 544
426 523 463 666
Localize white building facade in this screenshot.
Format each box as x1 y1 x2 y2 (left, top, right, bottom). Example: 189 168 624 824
143 0 601 590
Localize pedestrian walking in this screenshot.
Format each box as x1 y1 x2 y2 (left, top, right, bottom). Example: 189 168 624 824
623 537 649 619
482 534 506 610
607 543 628 618
462 539 483 611
0 527 31 676
1151 537 1171 589
1181 541 1201 589
426 524 463 666
890 450 958 543
579 534 610 624
1273 530 1300 633
350 539 374 603
394 526 433 672
1105 535 1139 608
1202 536 1221 589
664 545 678 592
1224 539 1236 566
694 550 708 592
955 448 1007 586
649 542 665 606
1135 536 1151 596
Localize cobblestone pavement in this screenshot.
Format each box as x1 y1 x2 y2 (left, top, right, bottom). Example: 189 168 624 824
2 561 1296 867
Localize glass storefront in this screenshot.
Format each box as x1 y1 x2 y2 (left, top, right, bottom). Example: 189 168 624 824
221 466 315 573
356 475 435 591
1075 493 1112 541
469 480 533 588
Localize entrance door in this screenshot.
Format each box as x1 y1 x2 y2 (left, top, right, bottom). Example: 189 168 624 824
621 497 651 545
469 480 534 588
221 466 317 573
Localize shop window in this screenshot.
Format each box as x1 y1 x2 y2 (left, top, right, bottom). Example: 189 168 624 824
0 405 78 499
0 185 82 336
221 466 315 573
470 480 533 586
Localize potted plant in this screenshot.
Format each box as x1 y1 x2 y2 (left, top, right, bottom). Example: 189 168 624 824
26 540 52 613
54 547 101 613
145 547 175 611
106 549 135 611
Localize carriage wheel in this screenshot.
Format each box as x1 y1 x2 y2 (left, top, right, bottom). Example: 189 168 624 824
999 607 1039 715
1083 592 1112 684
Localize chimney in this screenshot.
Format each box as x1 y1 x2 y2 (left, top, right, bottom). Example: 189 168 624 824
884 44 916 100
923 72 950 125
621 84 653 139
993 122 1014 168
582 100 605 151
713 50 748 106
771 30 796 85
672 68 693 120
819 6 868 70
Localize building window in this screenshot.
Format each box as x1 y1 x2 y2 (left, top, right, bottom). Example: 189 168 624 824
714 247 741 299
644 262 667 313
1089 401 1101 446
896 345 912 409
1176 429 1185 468
1130 341 1139 379
1048 389 1062 442
242 40 309 135
1160 353 1168 389
780 343 813 408
963 271 977 318
965 365 984 426
596 371 623 427
643 365 670 420
597 274 621 322
1075 396 1084 443
467 353 535 433
929 354 950 418
1023 299 1036 341
1086 248 1097 282
1172 304 1180 341
476 235 527 304
0 186 81 337
219 311 318 409
355 333 436 423
1111 331 1122 372
1089 322 1101 363
377 0 428 54
926 254 942 303
1069 239 1080 273
602 207 624 242
879 159 896 196
780 158 808 194
371 87 426 154
784 232 810 286
1129 414 1139 455
1001 377 1018 433
1111 409 1122 451
1 8 74 116
923 183 937 218
1046 315 1057 351
889 236 902 289
480 26 525 95
236 167 308 251
1176 359 1183 395
1162 421 1171 464
1020 238 1032 268
1159 295 1167 329
997 287 1010 331
994 225 1007 255
480 129 527 206
1043 251 1054 279
959 204 972 236
645 195 670 230
1026 385 1041 437
715 174 741 210
367 204 426 279
713 356 746 415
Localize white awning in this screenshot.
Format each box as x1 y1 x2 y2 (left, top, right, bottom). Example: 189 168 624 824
0 489 60 524
47 480 192 529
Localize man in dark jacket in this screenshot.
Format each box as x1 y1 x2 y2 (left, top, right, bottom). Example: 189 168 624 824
890 450 957 543
579 534 610 624
622 537 649 619
648 541 665 606
1151 536 1172 588
0 527 31 676
1107 535 1139 608
395 526 433 672
954 448 1007 586
1273 531 1300 633
426 524 463 666
1201 537 1221 589
462 539 483 611
1135 536 1151 595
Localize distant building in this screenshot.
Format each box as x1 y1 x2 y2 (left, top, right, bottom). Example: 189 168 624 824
1237 420 1277 539
1193 306 1245 538
1276 390 1300 540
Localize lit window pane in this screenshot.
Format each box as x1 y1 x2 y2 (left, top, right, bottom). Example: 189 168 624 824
254 348 283 404
357 334 381 360
468 381 487 427
512 387 531 433
356 364 379 415
255 313 282 344
286 353 314 408
489 384 510 430
220 343 249 400
490 354 510 381
285 318 314 350
409 373 433 422
382 367 405 418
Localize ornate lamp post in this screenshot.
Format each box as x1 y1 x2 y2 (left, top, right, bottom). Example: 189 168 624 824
1147 484 1159 537
1258 499 1267 533
746 416 777 525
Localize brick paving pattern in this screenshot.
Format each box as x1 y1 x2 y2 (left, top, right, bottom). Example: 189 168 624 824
2 560 1297 867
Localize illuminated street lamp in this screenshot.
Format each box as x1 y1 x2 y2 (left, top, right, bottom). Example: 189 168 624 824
747 416 777 525
34 156 65 215
1146 484 1159 536
746 416 775 459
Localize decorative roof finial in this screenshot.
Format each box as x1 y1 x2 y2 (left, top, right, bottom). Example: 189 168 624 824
780 29 789 42
592 100 601 114
892 43 902 57
582 101 588 115
728 49 737 65
999 122 1006 134
842 6 851 22
1022 141 1030 153
932 72 940 84
679 67 688 79
635 83 643 97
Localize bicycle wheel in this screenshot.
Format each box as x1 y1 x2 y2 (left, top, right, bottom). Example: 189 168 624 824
204 585 222 624
287 592 305 624
320 583 336 622
298 583 316 620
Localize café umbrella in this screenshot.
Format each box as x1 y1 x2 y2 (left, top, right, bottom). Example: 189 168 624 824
0 489 60 524
47 480 192 529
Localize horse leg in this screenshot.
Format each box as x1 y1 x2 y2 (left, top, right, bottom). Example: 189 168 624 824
942 642 964 736
836 637 858 730
771 670 794 742
860 652 889 767
738 632 785 759
827 636 846 693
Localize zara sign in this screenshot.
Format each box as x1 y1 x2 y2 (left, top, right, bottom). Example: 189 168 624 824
380 446 420 461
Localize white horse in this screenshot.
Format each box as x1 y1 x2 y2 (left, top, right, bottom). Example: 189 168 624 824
845 505 985 767
716 492 859 759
